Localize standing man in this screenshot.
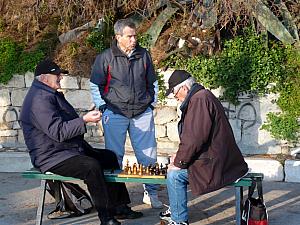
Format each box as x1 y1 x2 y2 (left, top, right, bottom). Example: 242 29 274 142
90 18 162 208
20 60 143 225
159 70 248 225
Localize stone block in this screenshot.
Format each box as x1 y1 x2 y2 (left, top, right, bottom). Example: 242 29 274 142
60 76 79 89
157 138 178 153
12 121 21 129
64 90 92 109
210 86 224 98
245 158 284 181
0 129 18 137
155 125 166 138
0 107 19 123
0 89 11 106
0 122 12 130
290 147 300 156
0 74 25 88
166 122 180 142
17 130 25 144
0 136 18 147
285 160 300 183
24 71 34 87
80 77 90 90
259 93 281 122
154 107 177 125
11 89 28 106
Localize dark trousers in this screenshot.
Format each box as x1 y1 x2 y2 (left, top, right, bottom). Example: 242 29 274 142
48 148 130 219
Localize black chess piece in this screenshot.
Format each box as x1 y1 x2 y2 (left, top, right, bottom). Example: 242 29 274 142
155 163 160 175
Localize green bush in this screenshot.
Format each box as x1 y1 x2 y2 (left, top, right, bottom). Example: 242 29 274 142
165 32 285 104
0 38 22 84
0 37 44 84
86 30 109 53
262 46 300 142
261 113 299 141
86 16 114 53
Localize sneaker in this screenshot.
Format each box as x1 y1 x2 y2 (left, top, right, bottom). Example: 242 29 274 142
159 207 171 222
167 219 189 225
143 191 163 209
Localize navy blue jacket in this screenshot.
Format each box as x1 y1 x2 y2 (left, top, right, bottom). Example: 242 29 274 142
20 79 87 173
90 40 157 118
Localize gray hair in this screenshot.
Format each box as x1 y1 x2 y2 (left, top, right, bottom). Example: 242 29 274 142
173 76 196 93
35 75 43 81
114 19 136 35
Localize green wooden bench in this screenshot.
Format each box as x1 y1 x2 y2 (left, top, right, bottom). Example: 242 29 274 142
22 169 263 225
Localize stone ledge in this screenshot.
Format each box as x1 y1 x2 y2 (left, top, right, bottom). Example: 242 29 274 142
1 151 298 183
285 160 300 183
0 152 32 172
245 158 284 181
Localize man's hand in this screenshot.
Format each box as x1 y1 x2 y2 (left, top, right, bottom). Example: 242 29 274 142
170 153 176 164
168 153 181 172
83 110 101 123
167 163 181 172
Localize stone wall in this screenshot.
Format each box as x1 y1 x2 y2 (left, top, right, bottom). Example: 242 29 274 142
0 72 297 155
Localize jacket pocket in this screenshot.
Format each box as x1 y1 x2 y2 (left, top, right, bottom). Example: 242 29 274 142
191 157 214 185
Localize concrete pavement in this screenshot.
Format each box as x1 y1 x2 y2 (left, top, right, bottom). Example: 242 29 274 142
1 172 300 225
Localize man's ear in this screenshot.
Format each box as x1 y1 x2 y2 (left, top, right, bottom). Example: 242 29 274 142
40 74 48 83
183 85 189 92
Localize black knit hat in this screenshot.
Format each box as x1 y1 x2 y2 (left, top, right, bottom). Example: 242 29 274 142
165 70 191 96
34 60 68 77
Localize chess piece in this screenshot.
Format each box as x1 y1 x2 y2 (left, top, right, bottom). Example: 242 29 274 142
127 166 132 175
155 163 160 175
138 164 143 176
133 163 137 175
159 163 164 175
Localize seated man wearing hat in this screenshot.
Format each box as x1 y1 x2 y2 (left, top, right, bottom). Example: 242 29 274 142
20 59 142 225
159 70 248 225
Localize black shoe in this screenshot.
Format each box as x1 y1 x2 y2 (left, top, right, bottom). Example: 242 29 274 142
114 205 143 219
101 218 121 225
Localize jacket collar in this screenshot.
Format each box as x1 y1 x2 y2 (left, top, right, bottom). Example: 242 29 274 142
178 83 204 135
180 83 205 114
32 79 58 94
111 39 143 59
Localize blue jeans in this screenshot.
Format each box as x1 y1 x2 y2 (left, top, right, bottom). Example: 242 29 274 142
167 169 189 222
102 107 159 195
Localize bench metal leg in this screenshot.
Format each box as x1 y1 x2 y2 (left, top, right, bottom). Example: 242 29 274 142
235 186 243 225
36 179 46 225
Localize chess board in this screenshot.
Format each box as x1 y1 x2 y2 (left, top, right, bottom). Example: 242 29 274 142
117 171 166 179
117 161 168 179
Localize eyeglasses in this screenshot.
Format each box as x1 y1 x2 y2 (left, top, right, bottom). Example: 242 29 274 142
173 86 182 97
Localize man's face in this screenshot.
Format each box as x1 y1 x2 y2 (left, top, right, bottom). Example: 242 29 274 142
44 73 63 90
173 85 188 102
116 26 137 52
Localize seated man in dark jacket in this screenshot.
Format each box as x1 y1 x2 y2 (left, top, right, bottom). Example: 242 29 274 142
20 59 142 225
159 70 249 225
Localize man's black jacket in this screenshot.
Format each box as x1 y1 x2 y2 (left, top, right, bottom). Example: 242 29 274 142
20 79 87 173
